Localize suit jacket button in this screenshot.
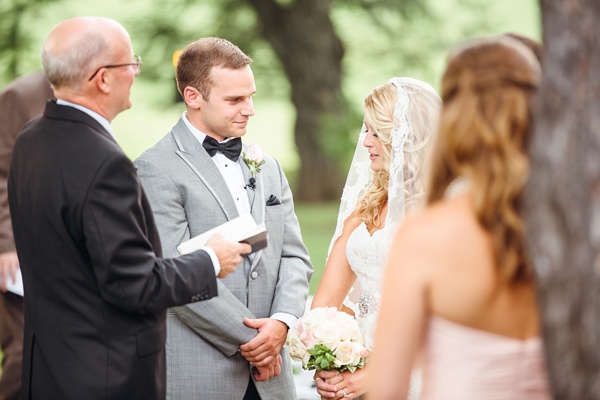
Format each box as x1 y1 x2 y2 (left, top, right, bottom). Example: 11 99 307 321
250 271 258 280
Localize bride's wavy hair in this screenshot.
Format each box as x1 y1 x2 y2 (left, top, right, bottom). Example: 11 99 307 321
426 36 541 283
357 82 440 229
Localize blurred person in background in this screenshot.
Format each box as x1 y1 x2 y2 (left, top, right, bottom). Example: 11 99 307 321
310 77 440 400
0 71 53 400
367 35 550 400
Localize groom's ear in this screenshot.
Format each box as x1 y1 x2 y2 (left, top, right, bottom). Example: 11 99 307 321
183 86 202 110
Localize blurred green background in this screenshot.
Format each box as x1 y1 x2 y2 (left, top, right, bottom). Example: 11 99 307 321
0 0 541 295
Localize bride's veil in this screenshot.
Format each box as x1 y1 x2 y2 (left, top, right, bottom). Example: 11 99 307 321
326 77 441 315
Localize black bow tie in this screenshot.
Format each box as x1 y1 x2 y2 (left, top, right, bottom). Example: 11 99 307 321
202 136 242 161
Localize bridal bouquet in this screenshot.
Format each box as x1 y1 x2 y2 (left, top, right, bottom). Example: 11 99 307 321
286 307 368 373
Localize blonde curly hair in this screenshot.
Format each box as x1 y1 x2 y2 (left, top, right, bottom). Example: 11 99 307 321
427 36 541 283
356 81 440 229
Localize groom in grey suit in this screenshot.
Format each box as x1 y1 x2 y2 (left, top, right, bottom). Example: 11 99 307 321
134 37 312 399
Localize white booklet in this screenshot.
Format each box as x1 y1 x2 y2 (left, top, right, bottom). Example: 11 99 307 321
6 269 24 297
177 214 268 255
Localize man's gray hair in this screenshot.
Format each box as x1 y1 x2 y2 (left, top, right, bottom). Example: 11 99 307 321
41 31 109 88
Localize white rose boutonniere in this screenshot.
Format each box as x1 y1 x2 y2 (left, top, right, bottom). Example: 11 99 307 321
242 144 265 190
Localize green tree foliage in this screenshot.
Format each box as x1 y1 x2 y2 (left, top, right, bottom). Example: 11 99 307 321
130 0 536 200
0 0 537 200
131 0 460 200
0 0 59 80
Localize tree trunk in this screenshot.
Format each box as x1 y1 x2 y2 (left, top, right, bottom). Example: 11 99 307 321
525 0 600 398
245 0 348 201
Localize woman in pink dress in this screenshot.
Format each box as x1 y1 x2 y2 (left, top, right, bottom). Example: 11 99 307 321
367 35 551 400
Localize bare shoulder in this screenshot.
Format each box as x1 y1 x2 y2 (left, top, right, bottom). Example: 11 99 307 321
390 194 485 282
397 195 474 246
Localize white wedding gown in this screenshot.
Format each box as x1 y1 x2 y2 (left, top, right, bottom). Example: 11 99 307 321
346 222 421 400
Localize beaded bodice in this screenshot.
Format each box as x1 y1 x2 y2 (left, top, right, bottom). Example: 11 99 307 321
345 222 392 350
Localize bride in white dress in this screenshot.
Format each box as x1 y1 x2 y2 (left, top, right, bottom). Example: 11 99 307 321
310 77 440 400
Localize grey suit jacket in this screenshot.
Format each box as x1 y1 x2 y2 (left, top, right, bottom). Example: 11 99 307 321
135 117 313 400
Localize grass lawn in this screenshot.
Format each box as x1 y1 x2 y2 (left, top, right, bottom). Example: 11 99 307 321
294 202 340 295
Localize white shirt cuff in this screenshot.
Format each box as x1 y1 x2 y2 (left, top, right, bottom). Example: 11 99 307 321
201 246 221 276
270 313 297 329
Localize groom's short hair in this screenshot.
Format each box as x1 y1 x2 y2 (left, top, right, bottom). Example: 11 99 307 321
176 37 252 100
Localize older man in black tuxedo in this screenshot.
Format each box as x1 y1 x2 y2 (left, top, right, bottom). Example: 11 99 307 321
7 17 250 400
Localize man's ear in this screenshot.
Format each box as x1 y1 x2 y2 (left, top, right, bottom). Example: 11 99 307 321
183 86 203 110
91 70 111 95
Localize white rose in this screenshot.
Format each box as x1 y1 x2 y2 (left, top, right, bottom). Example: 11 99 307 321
286 331 309 363
312 318 344 350
300 307 332 331
333 340 366 368
334 312 363 343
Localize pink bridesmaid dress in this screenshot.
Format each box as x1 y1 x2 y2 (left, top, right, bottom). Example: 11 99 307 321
419 316 551 400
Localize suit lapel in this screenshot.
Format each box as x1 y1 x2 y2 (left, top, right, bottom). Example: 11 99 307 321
239 146 266 270
240 148 256 210
172 119 264 268
171 118 239 220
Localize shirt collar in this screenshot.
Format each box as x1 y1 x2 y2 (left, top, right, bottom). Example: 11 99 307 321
182 112 207 145
56 99 116 141
182 111 238 144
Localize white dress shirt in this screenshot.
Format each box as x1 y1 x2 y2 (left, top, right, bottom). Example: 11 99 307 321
182 114 250 216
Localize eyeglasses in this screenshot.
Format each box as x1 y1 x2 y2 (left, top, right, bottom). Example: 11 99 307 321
88 55 143 81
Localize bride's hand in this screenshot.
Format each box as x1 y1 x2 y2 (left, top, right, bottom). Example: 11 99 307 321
314 370 341 399
314 369 367 399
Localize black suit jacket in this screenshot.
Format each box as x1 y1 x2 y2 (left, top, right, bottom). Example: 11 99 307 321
7 102 218 400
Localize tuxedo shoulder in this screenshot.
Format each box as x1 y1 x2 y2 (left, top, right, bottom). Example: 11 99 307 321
257 154 287 183
259 152 283 170
135 132 178 161
260 152 277 164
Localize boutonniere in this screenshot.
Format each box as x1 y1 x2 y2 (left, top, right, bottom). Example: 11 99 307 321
242 143 265 190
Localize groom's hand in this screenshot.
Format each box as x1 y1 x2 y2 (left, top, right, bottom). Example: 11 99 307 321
206 234 251 278
252 355 282 382
240 318 288 366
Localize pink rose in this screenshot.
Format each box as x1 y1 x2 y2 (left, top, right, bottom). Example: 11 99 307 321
242 143 266 178
245 143 264 163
